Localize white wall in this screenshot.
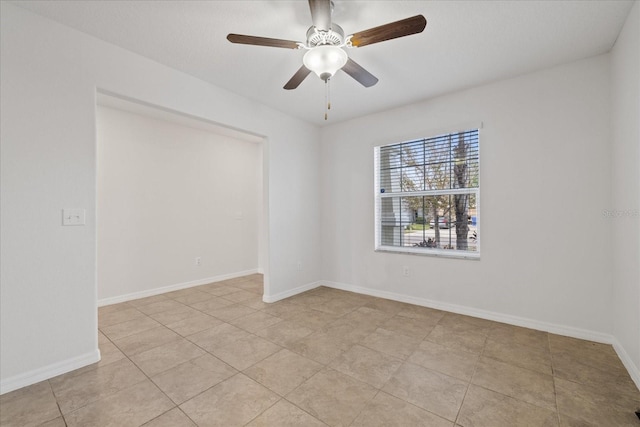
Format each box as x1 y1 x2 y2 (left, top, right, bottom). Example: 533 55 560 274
0 3 320 393
320 54 613 337
97 105 261 302
611 1 640 383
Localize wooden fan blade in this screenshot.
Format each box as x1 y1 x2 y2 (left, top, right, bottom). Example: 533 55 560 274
227 34 300 49
349 15 427 48
284 66 312 90
341 58 378 88
309 0 332 31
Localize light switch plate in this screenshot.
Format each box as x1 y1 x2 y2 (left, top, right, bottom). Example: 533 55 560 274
62 209 86 226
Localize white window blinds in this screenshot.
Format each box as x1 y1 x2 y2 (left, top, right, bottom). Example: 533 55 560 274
375 129 480 258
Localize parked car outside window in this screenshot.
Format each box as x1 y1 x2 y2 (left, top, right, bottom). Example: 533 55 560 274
429 218 453 229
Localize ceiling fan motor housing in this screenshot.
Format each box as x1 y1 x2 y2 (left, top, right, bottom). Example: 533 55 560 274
306 24 344 47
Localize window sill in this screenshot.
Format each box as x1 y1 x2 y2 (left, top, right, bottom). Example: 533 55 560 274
375 245 480 260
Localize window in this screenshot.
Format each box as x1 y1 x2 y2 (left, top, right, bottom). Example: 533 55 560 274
374 128 480 258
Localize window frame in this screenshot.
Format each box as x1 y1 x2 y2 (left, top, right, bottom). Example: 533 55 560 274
374 126 481 259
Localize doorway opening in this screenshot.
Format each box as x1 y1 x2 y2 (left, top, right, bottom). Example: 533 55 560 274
95 92 268 307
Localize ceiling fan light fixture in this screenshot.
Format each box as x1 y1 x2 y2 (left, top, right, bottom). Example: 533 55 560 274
303 45 348 81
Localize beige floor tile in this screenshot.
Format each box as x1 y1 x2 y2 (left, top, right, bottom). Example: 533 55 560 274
151 354 237 404
438 313 496 331
484 338 552 375
165 312 223 336
288 292 332 306
245 349 323 395
351 391 454 427
113 326 182 356
397 305 446 322
97 332 126 366
49 357 147 414
287 368 378 427
142 408 196 426
256 320 314 346
310 297 362 316
137 299 187 316
100 315 161 341
330 344 403 389
66 334 127 378
10 280 640 427
343 306 393 326
189 296 236 312
379 315 435 339
226 275 256 284
457 385 558 427
407 340 479 381
555 377 640 426
239 295 270 310
362 298 408 316
127 294 170 308
558 413 599 427
322 307 386 341
171 290 216 305
232 280 263 294
211 335 281 371
311 287 356 299
552 351 640 396
64 380 174 427
204 303 257 321
259 300 307 319
382 362 467 422
39 417 67 427
472 357 556 411
361 328 421 360
426 323 488 354
223 289 259 303
246 399 326 426
488 323 550 350
130 338 206 376
98 307 146 328
229 311 283 333
186 322 251 353
163 286 207 300
549 335 624 371
98 302 133 317
179 374 279 427
199 285 241 297
322 317 376 344
0 381 61 427
287 309 340 330
148 305 201 325
286 331 352 364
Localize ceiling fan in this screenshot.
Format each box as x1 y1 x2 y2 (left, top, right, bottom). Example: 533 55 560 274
226 0 427 91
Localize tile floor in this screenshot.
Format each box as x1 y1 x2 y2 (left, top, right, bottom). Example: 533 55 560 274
2 274 639 426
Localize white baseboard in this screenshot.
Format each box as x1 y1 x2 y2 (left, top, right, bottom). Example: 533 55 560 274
98 269 261 307
611 337 640 391
1 349 101 395
321 280 640 388
321 280 613 343
263 281 321 303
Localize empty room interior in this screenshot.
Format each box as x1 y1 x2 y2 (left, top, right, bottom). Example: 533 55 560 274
1 1 639 426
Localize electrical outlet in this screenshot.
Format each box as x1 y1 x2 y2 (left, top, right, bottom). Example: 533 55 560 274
195 257 202 266
402 266 410 277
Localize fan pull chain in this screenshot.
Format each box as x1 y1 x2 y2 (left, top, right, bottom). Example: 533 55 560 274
324 78 332 121
324 79 328 121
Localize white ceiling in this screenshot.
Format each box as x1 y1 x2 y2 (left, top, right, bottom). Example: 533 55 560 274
11 0 634 126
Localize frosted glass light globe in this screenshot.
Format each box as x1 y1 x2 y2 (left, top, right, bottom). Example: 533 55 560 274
303 45 348 81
